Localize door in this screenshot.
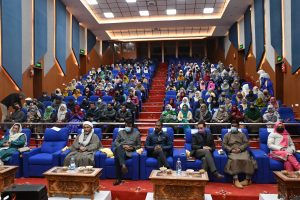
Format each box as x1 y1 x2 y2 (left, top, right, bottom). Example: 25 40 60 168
275 62 284 102
33 68 43 98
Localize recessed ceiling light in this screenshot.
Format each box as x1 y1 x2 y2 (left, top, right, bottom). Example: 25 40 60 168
86 0 98 5
166 9 176 15
126 0 136 2
139 10 149 16
104 12 114 18
203 8 214 14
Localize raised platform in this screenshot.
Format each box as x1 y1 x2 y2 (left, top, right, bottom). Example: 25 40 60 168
15 178 278 200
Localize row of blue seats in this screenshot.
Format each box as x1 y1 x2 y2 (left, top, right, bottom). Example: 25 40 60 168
5 126 299 182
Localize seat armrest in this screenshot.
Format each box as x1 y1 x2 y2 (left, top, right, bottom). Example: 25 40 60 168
53 150 64 166
60 149 71 165
22 148 41 177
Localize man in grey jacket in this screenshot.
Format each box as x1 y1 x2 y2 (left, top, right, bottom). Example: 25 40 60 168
113 120 141 185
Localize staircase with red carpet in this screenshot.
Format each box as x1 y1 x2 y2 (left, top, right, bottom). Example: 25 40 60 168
137 63 168 143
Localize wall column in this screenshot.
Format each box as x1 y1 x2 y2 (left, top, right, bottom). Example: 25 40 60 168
189 40 192 57
147 42 151 58
175 41 178 58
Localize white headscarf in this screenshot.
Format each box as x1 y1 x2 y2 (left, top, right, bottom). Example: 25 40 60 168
9 123 26 147
57 104 67 122
79 121 94 146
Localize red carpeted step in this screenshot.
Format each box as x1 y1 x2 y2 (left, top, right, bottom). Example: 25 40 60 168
143 102 163 106
142 106 163 112
136 119 158 123
146 94 165 98
151 86 166 91
147 97 164 102
139 112 161 119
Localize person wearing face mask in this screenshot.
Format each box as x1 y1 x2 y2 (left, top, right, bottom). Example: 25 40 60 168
38 92 51 102
145 121 172 169
191 121 224 179
223 121 257 189
113 120 141 185
244 103 262 134
268 121 300 171
212 105 229 123
194 104 212 123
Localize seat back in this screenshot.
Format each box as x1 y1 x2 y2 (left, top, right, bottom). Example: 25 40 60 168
166 90 177 96
43 101 53 108
184 128 211 151
5 128 32 147
259 128 273 154
76 96 86 104
89 95 100 103
102 95 113 104
41 128 70 153
64 96 75 104
112 128 139 141
77 128 102 140
278 107 295 121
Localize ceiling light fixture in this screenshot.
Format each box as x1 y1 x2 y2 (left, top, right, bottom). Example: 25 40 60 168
139 10 149 16
104 12 114 18
86 0 98 5
166 9 176 15
203 8 214 14
126 0 136 2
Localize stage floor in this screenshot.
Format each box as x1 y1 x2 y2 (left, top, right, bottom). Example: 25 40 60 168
15 178 278 200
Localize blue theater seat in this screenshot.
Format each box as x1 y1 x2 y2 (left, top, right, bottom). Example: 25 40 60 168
23 128 70 177
139 127 185 180
99 128 139 180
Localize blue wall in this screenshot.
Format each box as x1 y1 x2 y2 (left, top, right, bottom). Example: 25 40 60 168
270 0 282 57
291 0 300 74
1 0 22 88
254 0 265 69
72 16 80 63
229 22 238 49
55 0 67 73
244 6 252 58
87 29 96 53
34 0 47 64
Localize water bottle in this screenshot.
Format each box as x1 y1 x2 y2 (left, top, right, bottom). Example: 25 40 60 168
176 158 182 175
69 156 76 170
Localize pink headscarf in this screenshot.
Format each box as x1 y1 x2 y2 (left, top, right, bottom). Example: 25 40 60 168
274 121 289 147
269 122 290 161
207 81 215 91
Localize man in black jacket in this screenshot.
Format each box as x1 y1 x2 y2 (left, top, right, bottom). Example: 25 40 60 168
191 120 224 179
85 102 100 122
1 92 25 122
115 104 132 122
145 121 172 168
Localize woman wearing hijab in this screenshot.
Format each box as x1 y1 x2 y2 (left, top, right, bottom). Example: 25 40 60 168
27 104 42 123
179 97 191 109
268 122 300 171
43 106 55 122
255 97 266 110
194 104 212 122
73 89 82 100
178 104 193 124
244 103 263 133
263 105 280 123
0 123 27 165
84 87 92 98
230 105 244 123
242 84 250 97
239 98 249 113
269 97 279 110
55 104 69 123
234 92 244 105
246 90 257 103
207 81 215 91
212 105 229 123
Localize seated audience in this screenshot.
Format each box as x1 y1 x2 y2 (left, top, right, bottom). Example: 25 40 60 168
160 104 177 123
86 102 101 122
100 103 116 122
191 121 224 179
269 97 279 110
42 106 55 122
64 121 101 167
178 104 193 124
145 121 172 168
113 121 141 185
268 122 300 171
27 104 42 123
212 105 229 123
223 121 257 189
194 104 212 123
230 105 244 123
0 123 27 165
263 105 280 123
4 103 26 123
54 104 69 123
115 104 132 122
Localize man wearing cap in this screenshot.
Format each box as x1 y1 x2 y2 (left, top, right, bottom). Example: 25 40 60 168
0 92 25 122
64 121 102 167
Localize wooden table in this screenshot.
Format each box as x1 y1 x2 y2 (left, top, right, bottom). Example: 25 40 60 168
43 167 102 200
0 166 18 192
149 170 209 200
274 171 300 200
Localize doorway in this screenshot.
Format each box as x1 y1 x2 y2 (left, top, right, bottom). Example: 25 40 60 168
275 62 284 102
33 67 43 98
